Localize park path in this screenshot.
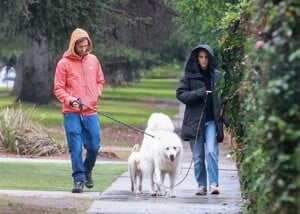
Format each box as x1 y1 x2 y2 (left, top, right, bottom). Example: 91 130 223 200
86 103 244 214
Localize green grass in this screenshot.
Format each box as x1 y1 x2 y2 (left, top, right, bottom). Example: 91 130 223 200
0 79 180 127
0 79 180 145
0 162 127 191
0 89 17 108
102 79 178 100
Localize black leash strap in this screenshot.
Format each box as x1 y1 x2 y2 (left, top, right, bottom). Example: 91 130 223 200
174 96 208 188
75 99 155 138
99 111 155 138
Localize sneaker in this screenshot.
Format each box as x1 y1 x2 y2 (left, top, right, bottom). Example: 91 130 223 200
195 186 207 195
209 185 220 194
84 172 94 188
72 181 84 193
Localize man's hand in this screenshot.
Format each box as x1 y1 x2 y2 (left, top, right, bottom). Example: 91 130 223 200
206 90 212 95
69 98 83 109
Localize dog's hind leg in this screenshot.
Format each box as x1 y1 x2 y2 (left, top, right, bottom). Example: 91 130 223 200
129 167 134 192
133 179 138 194
129 166 137 194
149 168 157 196
131 180 134 193
137 173 143 194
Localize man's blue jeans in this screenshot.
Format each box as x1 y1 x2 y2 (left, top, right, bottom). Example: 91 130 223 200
64 113 101 182
190 120 219 187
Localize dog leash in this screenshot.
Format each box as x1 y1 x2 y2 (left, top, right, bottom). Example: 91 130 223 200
173 96 208 188
162 97 207 202
72 98 155 138
74 97 206 193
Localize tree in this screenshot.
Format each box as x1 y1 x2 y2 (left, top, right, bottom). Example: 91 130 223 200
169 0 237 50
97 0 186 85
0 0 117 104
0 0 185 104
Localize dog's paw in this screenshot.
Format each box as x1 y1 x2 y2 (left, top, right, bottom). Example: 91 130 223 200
169 190 176 198
150 192 158 197
157 190 168 197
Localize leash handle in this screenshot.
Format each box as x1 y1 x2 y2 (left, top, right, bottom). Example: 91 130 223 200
76 98 83 110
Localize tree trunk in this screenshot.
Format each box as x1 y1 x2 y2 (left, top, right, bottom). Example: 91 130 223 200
14 37 53 104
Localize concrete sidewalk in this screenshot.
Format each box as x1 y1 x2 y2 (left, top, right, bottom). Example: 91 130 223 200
86 104 244 213
86 142 244 214
0 142 244 214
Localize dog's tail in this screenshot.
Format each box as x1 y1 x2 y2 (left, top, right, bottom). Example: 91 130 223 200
132 144 140 152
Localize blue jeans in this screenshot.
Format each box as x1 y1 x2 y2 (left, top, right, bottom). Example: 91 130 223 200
64 113 101 182
190 121 219 187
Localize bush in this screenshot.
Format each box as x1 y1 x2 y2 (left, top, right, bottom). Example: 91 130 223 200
0 105 60 156
219 0 300 213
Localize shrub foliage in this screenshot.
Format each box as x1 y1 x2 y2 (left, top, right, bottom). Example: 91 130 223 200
0 105 60 156
219 0 300 213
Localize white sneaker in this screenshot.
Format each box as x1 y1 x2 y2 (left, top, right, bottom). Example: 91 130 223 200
209 185 220 194
195 186 207 195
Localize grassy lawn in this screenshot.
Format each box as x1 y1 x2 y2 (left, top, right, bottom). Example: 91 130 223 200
1 79 179 127
0 162 127 192
103 79 178 100
0 78 180 191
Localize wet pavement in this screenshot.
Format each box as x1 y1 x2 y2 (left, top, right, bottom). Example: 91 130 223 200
86 142 244 214
87 104 245 213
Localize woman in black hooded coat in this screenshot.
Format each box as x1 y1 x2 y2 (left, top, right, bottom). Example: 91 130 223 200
176 44 223 195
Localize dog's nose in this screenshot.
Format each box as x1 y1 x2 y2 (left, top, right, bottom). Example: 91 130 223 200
170 155 175 162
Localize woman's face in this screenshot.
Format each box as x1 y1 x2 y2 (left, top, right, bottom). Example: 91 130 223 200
198 50 209 70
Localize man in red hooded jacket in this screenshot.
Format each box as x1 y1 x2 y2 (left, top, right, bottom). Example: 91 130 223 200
54 28 105 193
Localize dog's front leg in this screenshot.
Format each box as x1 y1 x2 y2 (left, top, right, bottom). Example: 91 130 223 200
168 171 176 198
155 169 166 196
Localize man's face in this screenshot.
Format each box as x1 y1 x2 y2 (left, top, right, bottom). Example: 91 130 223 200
75 39 89 57
198 50 209 70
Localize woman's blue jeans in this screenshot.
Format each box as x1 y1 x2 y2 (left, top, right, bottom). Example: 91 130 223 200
190 120 219 187
64 113 101 182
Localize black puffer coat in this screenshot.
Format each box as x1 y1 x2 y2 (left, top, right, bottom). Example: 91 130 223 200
176 44 224 142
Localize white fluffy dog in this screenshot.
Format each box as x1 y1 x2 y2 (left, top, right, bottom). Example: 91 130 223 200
128 144 143 195
140 112 183 197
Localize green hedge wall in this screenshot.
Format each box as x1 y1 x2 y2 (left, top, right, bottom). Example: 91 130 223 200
219 0 299 213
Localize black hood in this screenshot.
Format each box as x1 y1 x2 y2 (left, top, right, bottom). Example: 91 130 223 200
184 44 220 74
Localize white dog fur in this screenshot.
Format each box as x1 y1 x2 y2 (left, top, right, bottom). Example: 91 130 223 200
128 144 143 195
140 112 183 197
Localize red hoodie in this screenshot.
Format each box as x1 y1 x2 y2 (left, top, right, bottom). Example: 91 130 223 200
54 28 105 115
